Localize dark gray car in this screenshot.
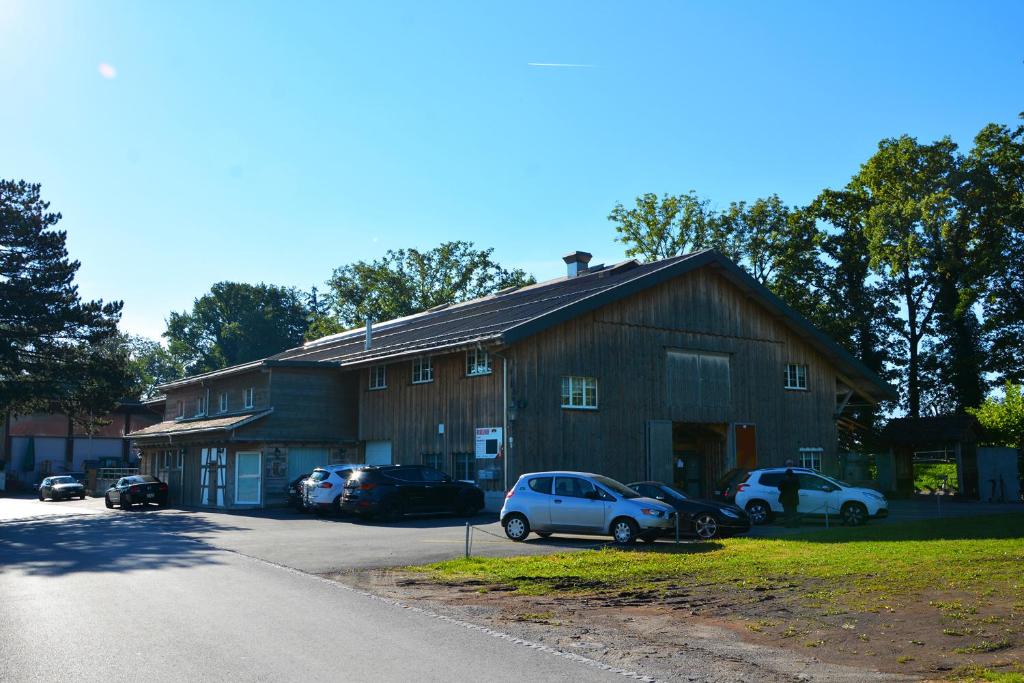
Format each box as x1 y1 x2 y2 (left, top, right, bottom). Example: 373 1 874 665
38 476 87 501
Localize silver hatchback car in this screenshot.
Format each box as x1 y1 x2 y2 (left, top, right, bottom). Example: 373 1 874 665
500 471 676 545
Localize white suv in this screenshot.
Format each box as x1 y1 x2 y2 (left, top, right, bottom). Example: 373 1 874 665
734 467 888 526
302 464 366 515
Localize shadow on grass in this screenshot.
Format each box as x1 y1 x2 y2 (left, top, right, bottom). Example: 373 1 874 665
0 510 249 577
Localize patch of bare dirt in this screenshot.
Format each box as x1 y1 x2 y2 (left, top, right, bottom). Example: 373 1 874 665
322 568 1024 681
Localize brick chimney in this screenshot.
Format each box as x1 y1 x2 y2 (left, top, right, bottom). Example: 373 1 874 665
562 251 593 277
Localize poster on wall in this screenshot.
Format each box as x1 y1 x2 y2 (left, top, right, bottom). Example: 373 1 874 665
475 427 502 481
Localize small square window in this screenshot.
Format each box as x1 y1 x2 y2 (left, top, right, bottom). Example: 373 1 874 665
369 365 387 390
218 392 228 413
412 356 433 384
561 376 598 409
176 401 184 418
466 349 492 376
195 393 208 417
784 364 808 390
244 387 255 409
799 448 823 471
454 452 476 481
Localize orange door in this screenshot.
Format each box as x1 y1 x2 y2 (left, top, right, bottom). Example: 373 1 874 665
735 424 757 469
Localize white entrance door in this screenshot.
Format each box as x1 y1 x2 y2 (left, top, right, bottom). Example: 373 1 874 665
365 441 392 466
235 452 262 505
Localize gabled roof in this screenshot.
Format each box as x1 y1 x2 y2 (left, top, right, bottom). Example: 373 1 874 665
880 415 984 446
128 410 272 440
155 250 895 403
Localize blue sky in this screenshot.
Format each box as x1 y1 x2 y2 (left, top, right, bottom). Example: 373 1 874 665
2 1 1022 340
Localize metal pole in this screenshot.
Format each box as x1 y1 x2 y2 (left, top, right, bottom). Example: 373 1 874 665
465 522 471 559
675 512 680 545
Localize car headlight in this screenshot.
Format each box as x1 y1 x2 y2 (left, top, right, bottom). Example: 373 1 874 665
719 508 740 519
639 508 668 517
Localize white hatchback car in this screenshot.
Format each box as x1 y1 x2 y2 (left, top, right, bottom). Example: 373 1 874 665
302 464 366 515
734 467 888 526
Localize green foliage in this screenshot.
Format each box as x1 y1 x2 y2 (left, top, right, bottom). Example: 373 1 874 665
0 180 128 420
325 241 534 329
116 334 183 398
608 192 715 261
165 282 310 374
914 462 958 492
968 383 1024 450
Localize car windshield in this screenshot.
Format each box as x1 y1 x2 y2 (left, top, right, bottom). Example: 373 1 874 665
51 476 76 484
592 476 640 499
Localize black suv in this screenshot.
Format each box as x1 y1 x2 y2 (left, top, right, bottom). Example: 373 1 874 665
341 465 485 520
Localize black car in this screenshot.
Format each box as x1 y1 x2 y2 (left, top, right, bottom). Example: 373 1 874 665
341 465 485 520
285 473 311 510
627 481 751 540
105 475 169 509
38 475 87 501
711 467 750 504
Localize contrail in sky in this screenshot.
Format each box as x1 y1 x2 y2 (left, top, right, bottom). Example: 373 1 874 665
527 62 596 68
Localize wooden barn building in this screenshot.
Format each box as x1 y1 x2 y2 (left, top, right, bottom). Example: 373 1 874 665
129 250 894 510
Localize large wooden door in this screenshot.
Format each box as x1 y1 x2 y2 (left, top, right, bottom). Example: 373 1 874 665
200 448 226 507
735 424 757 469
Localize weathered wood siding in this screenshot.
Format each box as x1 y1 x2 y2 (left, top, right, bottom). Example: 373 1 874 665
235 368 358 443
358 353 502 469
506 268 839 484
161 371 271 421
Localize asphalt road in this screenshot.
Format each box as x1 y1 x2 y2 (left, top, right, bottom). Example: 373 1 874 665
0 499 639 682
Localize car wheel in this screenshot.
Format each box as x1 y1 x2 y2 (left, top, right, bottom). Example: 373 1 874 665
104 495 113 509
693 513 720 540
332 495 344 516
455 499 478 517
121 495 132 510
611 518 639 545
841 502 868 526
745 500 772 525
38 493 45 501
80 495 87 500
535 531 552 539
503 513 530 541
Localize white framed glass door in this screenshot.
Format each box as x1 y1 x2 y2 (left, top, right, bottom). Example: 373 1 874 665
235 451 262 504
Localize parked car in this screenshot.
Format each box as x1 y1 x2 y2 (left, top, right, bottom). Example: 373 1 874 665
104 475 169 509
303 464 367 515
710 467 750 504
627 481 750 539
734 467 888 526
500 471 675 545
341 465 485 520
285 472 310 510
38 475 87 501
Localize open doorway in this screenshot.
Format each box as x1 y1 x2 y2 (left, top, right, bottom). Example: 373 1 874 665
671 423 727 498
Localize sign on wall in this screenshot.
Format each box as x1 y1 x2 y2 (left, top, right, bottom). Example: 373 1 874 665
475 428 502 459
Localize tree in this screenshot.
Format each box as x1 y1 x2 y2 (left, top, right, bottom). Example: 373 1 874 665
968 383 1024 451
304 286 345 342
0 180 127 420
609 192 714 261
165 282 310 374
325 241 534 329
974 118 1024 384
117 334 183 398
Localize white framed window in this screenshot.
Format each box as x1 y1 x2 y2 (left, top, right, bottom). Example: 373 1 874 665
454 452 476 481
244 387 254 409
412 356 433 384
785 364 808 390
218 392 228 413
466 348 492 376
799 447 823 471
195 391 208 417
561 376 598 409
176 401 184 418
176 449 183 469
369 365 387 390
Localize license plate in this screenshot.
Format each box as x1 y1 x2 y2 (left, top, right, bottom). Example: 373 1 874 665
146 493 155 499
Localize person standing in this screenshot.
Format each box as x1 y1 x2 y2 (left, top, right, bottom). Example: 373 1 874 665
778 468 801 528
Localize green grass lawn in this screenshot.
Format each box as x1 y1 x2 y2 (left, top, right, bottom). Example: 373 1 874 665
415 513 1024 606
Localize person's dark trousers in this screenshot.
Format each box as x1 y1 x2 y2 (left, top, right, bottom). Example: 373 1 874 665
783 504 800 528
